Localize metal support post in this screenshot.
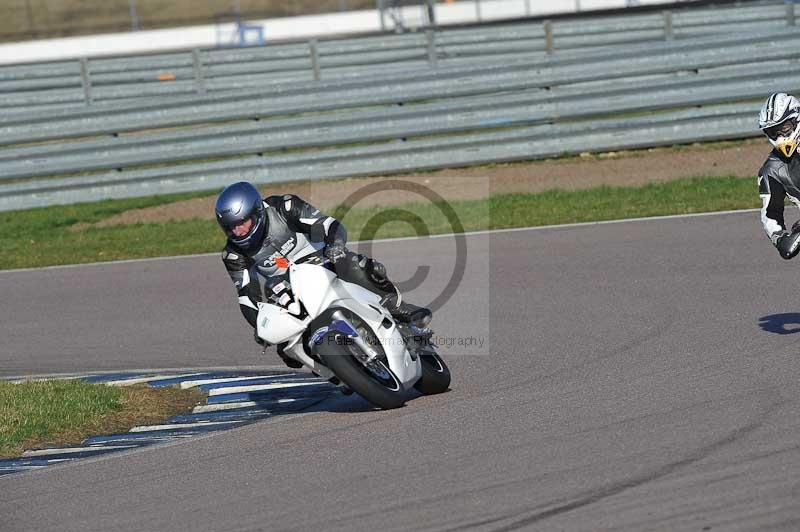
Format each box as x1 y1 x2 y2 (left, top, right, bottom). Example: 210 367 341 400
426 30 437 67
310 39 321 81
663 10 673 40
425 0 436 28
79 58 93 106
544 20 553 54
192 49 206 94
788 2 796 26
378 0 386 31
128 0 140 31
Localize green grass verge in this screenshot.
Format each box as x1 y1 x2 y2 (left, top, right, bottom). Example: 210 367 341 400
0 380 205 459
0 190 217 269
0 176 759 270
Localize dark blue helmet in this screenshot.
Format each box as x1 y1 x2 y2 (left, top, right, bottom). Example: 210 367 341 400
214 181 267 250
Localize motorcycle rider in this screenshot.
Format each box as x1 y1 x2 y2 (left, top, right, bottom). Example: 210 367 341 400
215 181 431 368
758 92 800 259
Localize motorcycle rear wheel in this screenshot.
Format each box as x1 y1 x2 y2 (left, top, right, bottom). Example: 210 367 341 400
414 349 451 395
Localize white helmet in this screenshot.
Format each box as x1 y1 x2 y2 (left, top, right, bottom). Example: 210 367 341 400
759 92 800 158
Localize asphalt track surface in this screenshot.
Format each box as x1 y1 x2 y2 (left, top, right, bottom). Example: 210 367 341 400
2 211 800 531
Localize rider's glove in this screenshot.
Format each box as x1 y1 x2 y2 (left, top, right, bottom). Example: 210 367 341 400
324 241 347 264
774 230 800 260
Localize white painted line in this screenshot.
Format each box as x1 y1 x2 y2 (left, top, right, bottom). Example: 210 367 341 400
129 421 245 432
415 208 761 240
207 381 327 396
0 208 761 275
6 459 72 465
0 252 218 274
9 375 87 384
141 372 206 384
192 401 257 413
2 366 290 382
22 445 139 457
103 374 196 386
191 398 298 413
179 374 297 389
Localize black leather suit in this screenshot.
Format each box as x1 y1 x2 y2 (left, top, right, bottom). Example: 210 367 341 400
758 150 800 242
221 194 395 328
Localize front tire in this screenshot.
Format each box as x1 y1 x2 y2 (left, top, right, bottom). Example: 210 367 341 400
414 350 451 395
316 332 406 410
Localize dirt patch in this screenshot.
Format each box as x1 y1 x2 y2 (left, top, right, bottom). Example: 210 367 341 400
85 139 768 228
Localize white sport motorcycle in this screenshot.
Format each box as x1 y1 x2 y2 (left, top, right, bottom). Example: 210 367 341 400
255 251 451 409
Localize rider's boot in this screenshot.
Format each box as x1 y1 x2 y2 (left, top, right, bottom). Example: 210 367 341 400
342 252 432 326
277 343 304 369
374 279 432 327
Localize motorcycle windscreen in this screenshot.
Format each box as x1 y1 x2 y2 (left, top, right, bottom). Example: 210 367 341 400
291 264 341 317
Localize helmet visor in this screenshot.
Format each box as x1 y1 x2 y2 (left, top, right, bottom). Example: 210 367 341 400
225 213 258 240
764 118 797 141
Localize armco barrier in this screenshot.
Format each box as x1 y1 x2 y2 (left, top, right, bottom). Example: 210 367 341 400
0 2 790 211
0 1 789 107
1 28 794 141
0 24 787 116
0 64 790 180
0 110 758 212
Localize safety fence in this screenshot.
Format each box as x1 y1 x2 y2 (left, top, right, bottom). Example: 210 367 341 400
0 1 789 111
0 1 790 211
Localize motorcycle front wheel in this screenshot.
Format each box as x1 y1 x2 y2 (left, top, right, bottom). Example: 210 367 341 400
316 329 406 410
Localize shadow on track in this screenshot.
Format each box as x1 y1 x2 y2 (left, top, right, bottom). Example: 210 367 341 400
758 313 800 335
260 387 430 417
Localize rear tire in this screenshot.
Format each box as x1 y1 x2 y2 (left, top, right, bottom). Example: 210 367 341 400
317 332 406 410
414 351 451 395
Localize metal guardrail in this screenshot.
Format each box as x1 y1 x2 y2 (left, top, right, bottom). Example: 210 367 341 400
0 110 759 212
0 2 791 211
0 1 790 109
1 27 778 115
1 28 794 139
0 19 789 117
0 59 789 180
0 2 784 73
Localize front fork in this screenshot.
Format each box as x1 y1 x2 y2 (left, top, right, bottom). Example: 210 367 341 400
298 311 380 387
329 310 382 363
